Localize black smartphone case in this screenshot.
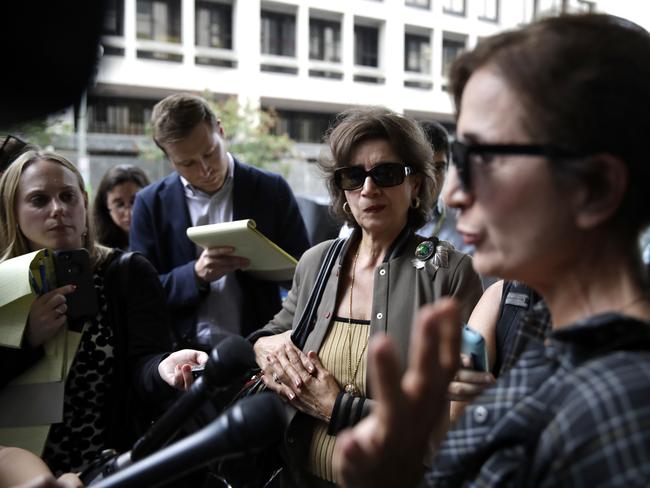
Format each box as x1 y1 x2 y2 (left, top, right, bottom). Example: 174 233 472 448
53 249 99 323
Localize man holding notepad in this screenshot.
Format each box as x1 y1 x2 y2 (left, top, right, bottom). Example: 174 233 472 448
131 93 310 350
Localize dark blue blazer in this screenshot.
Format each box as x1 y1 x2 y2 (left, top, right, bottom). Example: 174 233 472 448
130 157 310 346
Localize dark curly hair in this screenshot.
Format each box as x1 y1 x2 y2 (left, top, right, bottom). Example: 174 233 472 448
318 106 444 229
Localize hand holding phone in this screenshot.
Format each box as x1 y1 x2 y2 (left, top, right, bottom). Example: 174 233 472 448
461 324 489 372
53 249 98 323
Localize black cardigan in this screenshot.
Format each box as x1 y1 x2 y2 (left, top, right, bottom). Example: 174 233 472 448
0 249 175 451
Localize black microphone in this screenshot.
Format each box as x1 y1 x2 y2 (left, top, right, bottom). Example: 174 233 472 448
130 335 256 461
84 336 257 483
90 393 285 488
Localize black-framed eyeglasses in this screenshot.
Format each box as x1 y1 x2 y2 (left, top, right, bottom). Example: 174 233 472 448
108 200 135 214
334 162 413 191
0 134 29 173
450 139 588 189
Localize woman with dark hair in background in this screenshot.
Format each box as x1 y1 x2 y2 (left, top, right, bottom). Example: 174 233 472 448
93 165 149 249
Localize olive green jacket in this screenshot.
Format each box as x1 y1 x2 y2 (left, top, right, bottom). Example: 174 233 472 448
252 228 483 485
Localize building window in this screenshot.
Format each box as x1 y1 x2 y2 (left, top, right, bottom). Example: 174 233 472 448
442 36 465 78
88 97 157 135
404 33 431 74
137 0 181 43
576 0 596 12
103 0 124 36
310 18 341 63
196 1 232 49
478 0 499 21
405 0 430 8
443 0 466 15
261 10 296 57
355 25 379 67
273 109 336 143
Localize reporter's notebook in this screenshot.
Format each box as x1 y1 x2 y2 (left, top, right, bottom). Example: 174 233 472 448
186 219 298 281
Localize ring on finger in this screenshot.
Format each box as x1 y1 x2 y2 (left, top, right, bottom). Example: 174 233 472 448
272 372 282 384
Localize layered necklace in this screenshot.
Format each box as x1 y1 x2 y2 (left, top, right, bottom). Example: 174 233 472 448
344 245 370 396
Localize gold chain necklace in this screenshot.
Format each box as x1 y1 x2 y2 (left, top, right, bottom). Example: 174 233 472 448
345 245 370 396
619 292 650 314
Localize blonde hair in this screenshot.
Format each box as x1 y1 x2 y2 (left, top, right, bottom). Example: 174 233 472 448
0 150 110 264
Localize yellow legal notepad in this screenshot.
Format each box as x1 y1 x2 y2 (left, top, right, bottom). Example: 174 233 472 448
0 249 83 455
186 219 298 281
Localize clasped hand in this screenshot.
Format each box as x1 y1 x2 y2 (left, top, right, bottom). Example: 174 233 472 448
260 340 340 423
194 246 250 283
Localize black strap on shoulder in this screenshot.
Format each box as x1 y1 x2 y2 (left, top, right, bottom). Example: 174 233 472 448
107 250 135 296
291 238 346 349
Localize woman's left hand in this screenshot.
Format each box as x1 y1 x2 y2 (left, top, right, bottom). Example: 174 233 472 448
158 349 209 391
263 344 340 422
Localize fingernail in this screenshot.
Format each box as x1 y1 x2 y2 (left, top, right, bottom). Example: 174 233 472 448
288 392 295 400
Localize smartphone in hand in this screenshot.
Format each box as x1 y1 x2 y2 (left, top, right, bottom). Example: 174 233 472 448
53 249 98 322
461 325 489 372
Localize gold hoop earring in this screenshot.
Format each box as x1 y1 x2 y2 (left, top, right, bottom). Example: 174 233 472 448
411 197 421 209
343 202 352 215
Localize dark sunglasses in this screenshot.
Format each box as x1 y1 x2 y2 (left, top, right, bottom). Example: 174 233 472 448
334 162 413 191
450 139 588 189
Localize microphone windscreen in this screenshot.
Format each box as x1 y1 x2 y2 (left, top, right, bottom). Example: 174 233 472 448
226 392 286 451
204 335 257 386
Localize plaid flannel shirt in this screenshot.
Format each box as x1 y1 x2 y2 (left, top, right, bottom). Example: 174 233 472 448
425 307 650 487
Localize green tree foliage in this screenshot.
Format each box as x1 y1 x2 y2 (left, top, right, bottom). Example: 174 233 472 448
203 93 294 172
0 114 72 149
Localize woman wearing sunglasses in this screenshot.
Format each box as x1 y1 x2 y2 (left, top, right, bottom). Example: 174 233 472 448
249 106 483 486
335 14 650 488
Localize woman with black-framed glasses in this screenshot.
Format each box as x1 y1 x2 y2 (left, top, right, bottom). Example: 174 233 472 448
245 106 483 487
335 14 650 488
92 165 150 250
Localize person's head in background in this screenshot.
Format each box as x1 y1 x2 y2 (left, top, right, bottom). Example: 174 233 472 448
93 165 150 250
0 150 98 262
151 93 229 194
0 134 38 176
420 121 451 169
